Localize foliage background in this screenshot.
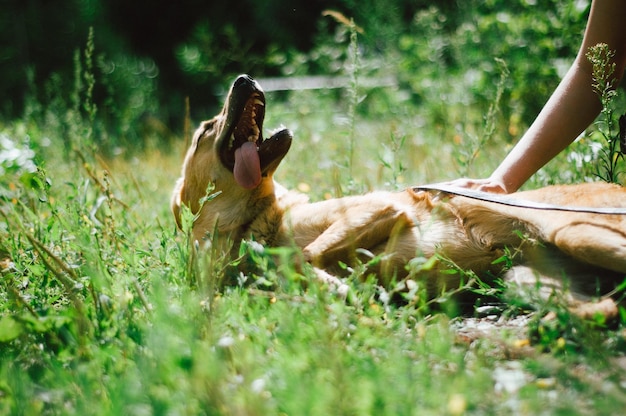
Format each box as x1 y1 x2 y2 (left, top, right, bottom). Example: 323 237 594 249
3 1 626 415
2 0 588 147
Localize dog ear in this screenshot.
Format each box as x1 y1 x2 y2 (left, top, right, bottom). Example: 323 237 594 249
171 179 184 229
407 187 440 208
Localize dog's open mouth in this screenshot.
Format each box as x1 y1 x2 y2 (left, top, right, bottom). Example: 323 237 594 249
218 75 292 189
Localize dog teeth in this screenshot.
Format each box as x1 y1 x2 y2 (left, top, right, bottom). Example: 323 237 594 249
248 124 260 142
226 94 263 150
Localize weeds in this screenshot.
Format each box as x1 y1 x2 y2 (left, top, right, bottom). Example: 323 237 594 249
1 23 626 416
323 11 365 194
346 16 361 181
65 27 98 159
586 42 626 183
455 58 510 177
527 297 614 355
83 27 98 143
378 132 407 189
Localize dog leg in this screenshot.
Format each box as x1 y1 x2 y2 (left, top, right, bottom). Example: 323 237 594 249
505 264 619 321
313 267 350 298
551 222 626 273
570 298 618 320
302 204 414 268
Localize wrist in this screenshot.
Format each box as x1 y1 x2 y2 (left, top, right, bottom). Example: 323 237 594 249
487 175 514 194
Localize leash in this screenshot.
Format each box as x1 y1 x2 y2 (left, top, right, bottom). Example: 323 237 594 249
413 183 626 215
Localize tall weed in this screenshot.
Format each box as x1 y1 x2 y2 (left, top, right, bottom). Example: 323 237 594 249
1 10 626 415
586 43 625 183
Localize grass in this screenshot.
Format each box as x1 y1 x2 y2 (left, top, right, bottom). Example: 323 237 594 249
2 38 626 416
2 95 626 415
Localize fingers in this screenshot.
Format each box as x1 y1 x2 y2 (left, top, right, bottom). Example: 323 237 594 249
475 181 507 194
440 178 508 194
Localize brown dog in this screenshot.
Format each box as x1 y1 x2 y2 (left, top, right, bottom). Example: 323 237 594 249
172 75 626 314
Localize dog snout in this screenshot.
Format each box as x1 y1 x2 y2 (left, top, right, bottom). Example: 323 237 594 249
234 74 260 90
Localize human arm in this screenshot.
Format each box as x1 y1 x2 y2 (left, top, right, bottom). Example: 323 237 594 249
454 0 626 193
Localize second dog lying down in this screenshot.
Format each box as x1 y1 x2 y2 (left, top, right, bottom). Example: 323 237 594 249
172 75 626 313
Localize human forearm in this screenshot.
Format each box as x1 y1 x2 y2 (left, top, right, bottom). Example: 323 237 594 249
490 60 602 192
449 0 626 193
491 0 626 192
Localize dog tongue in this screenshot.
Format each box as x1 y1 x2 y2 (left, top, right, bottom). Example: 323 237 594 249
234 141 261 189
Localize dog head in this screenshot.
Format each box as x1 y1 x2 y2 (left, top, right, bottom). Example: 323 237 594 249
172 74 292 241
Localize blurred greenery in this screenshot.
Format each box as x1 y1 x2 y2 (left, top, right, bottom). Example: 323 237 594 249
3 1 626 414
2 0 588 152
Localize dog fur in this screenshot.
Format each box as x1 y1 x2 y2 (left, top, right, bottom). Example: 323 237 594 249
172 75 626 313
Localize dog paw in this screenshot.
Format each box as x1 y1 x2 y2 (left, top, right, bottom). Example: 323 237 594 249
313 267 349 299
570 298 618 321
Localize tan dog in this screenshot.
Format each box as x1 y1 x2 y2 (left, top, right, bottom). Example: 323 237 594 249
172 75 626 314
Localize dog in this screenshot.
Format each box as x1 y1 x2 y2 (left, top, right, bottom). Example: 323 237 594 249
172 74 626 316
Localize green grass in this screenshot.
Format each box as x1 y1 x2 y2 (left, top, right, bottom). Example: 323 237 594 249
2 30 626 413
1 83 626 415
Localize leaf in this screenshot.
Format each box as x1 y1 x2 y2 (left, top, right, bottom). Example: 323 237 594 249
19 170 50 192
0 316 22 342
491 255 509 265
408 255 439 272
619 306 626 325
17 313 72 333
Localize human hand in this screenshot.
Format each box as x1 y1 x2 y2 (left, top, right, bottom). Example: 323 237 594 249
441 177 509 194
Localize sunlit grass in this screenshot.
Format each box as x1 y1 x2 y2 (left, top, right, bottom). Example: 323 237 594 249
1 82 626 413
1 26 626 414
